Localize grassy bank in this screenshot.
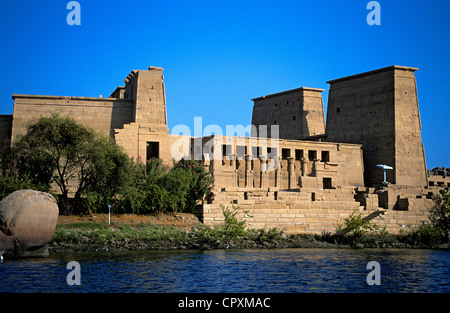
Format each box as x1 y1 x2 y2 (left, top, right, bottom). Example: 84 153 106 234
51 221 333 251
50 218 450 252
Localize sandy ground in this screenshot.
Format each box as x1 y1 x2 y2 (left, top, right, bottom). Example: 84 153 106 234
57 212 202 230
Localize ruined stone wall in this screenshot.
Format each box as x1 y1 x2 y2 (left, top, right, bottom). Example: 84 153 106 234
325 66 427 187
11 94 134 142
251 87 325 140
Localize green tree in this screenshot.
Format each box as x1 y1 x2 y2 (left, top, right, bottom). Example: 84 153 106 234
161 166 191 212
117 157 170 214
14 114 129 213
81 136 133 213
173 158 214 212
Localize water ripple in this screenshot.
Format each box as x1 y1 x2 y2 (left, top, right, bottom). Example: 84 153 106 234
1 248 449 293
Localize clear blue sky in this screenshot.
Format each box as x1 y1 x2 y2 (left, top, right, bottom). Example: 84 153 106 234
0 0 448 169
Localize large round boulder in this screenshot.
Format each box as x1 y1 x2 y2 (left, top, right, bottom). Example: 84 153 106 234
0 189 59 257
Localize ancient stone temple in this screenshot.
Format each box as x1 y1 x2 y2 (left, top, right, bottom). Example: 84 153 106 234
1 65 445 234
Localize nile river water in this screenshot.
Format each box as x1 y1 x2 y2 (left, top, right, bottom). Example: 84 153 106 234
1 248 449 293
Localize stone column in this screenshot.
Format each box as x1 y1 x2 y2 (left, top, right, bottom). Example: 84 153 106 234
228 153 235 166
312 157 320 177
203 153 210 167
230 154 237 187
288 157 296 189
275 156 282 188
300 157 307 177
260 155 269 188
245 154 252 188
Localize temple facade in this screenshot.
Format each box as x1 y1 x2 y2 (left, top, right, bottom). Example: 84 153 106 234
2 65 445 234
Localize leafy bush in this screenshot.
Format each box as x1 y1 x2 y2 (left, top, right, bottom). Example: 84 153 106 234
400 188 450 246
190 225 224 243
335 211 383 244
400 223 446 247
222 204 253 238
429 188 450 237
116 157 214 214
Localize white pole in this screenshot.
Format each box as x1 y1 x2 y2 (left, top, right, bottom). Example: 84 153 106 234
108 204 111 225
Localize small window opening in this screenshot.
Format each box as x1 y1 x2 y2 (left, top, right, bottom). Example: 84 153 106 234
251 146 261 159
282 148 291 159
237 145 247 159
323 177 332 189
267 147 277 158
321 151 330 162
222 144 232 158
146 142 160 160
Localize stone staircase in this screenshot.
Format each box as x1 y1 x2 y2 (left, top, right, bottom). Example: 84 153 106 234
362 208 388 222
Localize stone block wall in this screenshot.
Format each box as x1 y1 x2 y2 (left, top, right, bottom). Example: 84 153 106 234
202 187 363 234
201 185 440 235
251 87 325 140
114 123 172 165
11 94 134 141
